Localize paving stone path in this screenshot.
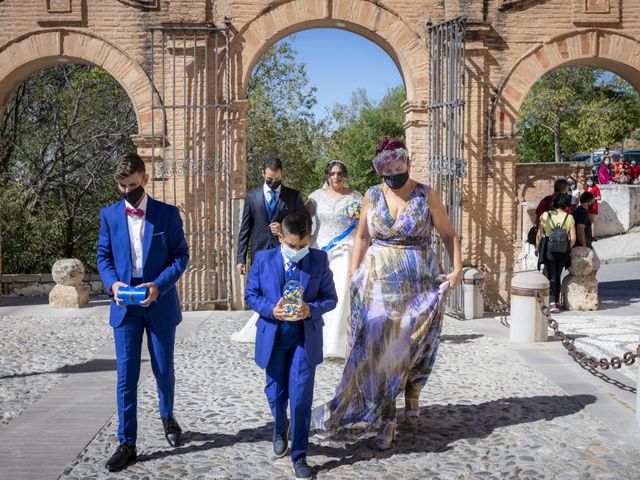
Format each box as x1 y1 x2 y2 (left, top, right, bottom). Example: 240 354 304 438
49 312 639 480
0 306 112 428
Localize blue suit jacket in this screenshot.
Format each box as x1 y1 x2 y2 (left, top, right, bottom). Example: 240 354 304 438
96 197 189 329
245 247 338 369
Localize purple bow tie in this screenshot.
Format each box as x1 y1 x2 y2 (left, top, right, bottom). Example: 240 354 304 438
125 207 144 218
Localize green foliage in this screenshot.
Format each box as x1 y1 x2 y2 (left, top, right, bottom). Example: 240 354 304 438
0 64 136 273
325 86 406 194
247 39 330 197
246 40 406 198
516 66 640 162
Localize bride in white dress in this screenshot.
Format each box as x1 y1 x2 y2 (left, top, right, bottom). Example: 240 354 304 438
231 160 362 360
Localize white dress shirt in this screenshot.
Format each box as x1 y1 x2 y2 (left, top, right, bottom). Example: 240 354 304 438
263 182 282 203
125 194 148 278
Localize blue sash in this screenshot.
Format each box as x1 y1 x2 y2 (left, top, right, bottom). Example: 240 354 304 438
321 223 357 252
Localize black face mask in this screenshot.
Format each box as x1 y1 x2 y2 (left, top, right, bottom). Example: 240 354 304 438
120 185 145 205
266 179 282 190
383 171 410 190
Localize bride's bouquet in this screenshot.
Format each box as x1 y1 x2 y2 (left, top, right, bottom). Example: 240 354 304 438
340 200 362 224
322 199 362 252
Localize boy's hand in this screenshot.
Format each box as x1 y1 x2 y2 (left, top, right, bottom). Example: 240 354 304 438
272 298 286 320
138 283 160 307
295 302 311 320
111 281 128 307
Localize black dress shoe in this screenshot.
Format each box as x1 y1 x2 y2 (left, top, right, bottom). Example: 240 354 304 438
273 420 289 457
162 415 183 447
105 443 137 472
292 457 313 479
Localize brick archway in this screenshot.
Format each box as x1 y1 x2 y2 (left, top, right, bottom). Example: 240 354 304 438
494 30 640 138
233 0 427 103
488 29 640 302
227 0 431 194
0 29 161 138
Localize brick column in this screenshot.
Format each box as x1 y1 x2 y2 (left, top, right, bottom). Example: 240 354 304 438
402 100 428 183
229 99 251 308
0 136 3 304
483 135 521 307
229 99 251 200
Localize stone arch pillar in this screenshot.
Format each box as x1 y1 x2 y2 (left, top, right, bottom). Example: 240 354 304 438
402 100 429 182
229 99 251 309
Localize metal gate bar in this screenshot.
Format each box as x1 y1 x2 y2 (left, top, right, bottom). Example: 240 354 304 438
426 17 467 315
149 24 232 309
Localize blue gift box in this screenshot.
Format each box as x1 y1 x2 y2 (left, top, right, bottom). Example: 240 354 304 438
117 286 149 305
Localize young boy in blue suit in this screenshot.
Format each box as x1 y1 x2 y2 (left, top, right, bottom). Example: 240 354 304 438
245 212 337 480
97 153 189 472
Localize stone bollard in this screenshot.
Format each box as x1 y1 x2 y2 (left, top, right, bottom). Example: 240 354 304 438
462 267 485 320
561 247 600 311
637 366 640 428
510 272 549 343
49 259 89 308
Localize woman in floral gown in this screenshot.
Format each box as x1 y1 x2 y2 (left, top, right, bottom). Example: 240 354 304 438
312 137 462 450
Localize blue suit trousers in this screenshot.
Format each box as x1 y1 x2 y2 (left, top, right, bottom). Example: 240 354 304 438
265 329 315 461
113 306 176 445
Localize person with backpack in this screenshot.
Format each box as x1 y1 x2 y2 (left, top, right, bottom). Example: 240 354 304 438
535 193 576 313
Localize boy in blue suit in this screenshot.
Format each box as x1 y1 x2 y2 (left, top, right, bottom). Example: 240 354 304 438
97 153 189 472
245 212 337 480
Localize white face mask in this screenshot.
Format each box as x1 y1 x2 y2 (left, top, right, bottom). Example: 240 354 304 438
281 244 310 264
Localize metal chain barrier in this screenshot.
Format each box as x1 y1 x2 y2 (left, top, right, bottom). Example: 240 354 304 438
533 290 640 370
476 280 510 314
476 274 638 370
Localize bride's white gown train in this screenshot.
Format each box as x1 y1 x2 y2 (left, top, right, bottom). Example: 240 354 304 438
231 188 363 359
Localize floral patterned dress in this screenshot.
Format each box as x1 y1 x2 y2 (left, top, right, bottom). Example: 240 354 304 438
312 183 446 436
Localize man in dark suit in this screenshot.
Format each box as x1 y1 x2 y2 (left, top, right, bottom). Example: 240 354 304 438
236 156 307 276
245 213 337 479
97 153 189 472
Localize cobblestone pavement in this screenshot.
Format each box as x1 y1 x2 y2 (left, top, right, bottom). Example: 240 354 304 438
550 312 640 382
57 312 640 480
0 302 112 428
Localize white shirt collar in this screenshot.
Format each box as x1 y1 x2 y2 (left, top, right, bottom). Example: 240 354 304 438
125 193 148 214
263 182 282 196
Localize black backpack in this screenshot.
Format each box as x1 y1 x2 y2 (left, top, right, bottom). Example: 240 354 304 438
546 212 569 254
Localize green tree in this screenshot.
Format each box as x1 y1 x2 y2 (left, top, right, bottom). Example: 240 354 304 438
516 67 640 162
0 64 136 273
325 86 406 194
247 39 329 197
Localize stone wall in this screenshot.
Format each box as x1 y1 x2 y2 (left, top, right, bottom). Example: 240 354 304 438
516 162 594 205
597 185 640 236
1 274 105 298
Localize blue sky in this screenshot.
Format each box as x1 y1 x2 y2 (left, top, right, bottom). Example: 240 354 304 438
284 28 404 119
